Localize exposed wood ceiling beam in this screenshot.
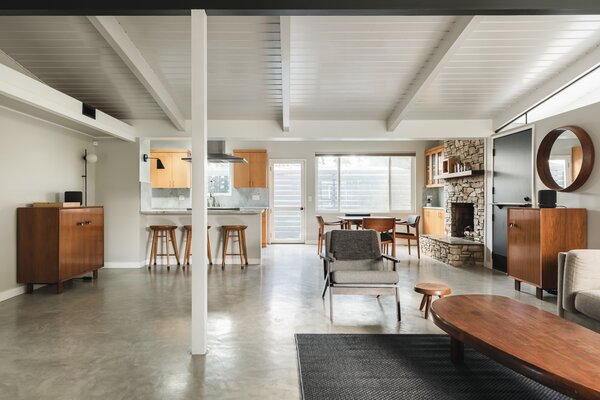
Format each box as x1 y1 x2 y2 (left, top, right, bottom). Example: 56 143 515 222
386 16 478 132
0 63 135 141
280 16 291 132
87 16 186 131
493 44 600 131
0 49 41 82
4 1 600 15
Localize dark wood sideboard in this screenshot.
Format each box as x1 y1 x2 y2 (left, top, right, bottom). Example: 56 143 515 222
507 207 586 299
17 206 104 294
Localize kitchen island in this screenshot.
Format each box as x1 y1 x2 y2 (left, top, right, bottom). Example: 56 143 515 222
141 208 266 265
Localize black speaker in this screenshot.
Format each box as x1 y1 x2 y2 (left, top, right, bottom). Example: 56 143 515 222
538 190 557 208
65 191 83 205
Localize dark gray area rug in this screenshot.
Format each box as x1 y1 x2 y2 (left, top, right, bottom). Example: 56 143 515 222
295 334 571 400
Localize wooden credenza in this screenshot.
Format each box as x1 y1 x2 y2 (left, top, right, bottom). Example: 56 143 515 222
507 207 586 299
17 206 104 294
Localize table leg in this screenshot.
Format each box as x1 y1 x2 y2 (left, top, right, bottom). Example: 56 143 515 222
424 295 432 319
450 337 464 364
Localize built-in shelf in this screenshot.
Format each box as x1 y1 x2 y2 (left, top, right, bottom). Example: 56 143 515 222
435 170 484 180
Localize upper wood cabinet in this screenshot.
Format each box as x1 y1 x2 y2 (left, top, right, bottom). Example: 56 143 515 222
150 150 191 189
233 149 268 188
425 145 444 188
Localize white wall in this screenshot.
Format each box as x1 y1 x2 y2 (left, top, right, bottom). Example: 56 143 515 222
227 139 437 243
95 139 145 266
531 102 600 248
0 106 94 300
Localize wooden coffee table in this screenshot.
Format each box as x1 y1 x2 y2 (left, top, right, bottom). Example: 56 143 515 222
431 295 600 400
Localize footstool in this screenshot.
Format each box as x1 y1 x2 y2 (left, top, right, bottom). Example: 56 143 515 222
414 283 452 319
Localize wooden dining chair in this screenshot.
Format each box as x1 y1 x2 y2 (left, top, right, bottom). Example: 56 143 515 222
362 217 396 257
396 215 421 258
316 215 343 254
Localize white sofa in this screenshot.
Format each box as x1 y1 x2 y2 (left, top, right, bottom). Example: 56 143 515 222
557 250 600 333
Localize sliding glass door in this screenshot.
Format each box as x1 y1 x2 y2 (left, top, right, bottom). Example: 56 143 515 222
270 160 305 243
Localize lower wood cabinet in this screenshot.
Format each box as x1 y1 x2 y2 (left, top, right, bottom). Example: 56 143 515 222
423 207 445 235
507 207 586 299
17 206 104 294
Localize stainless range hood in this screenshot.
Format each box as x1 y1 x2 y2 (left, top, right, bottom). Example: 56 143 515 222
181 140 247 163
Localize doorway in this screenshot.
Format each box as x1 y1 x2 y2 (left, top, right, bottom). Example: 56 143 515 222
269 160 306 243
491 128 534 272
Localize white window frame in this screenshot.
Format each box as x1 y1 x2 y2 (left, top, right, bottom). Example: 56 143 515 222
315 155 416 213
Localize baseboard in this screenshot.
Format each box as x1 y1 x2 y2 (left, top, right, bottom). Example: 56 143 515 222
0 284 45 303
103 261 145 269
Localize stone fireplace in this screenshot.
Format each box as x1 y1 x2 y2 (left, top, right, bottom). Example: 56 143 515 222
420 139 485 267
450 202 474 237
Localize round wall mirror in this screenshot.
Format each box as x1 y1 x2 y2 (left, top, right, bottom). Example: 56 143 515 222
536 125 595 192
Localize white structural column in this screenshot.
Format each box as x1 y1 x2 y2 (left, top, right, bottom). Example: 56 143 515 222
191 9 208 355
280 16 291 132
386 16 478 132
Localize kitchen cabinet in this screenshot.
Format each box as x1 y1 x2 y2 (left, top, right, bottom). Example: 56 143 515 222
425 145 444 188
150 150 191 189
233 149 268 188
507 207 586 299
17 206 104 294
423 208 445 235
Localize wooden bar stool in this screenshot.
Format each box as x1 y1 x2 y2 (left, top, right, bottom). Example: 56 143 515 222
221 225 249 269
148 225 180 270
182 225 213 269
414 283 452 319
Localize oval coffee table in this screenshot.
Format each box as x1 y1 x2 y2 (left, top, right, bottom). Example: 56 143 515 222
431 295 600 400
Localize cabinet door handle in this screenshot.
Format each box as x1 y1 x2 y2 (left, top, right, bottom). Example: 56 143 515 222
509 223 516 228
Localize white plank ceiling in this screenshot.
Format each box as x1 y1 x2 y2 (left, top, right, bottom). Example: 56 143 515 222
409 15 600 119
0 16 166 120
1 15 600 124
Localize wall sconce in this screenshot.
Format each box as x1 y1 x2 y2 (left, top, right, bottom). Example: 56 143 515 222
82 148 98 206
142 153 165 169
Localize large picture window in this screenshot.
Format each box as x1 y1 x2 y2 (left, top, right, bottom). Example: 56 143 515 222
316 154 415 212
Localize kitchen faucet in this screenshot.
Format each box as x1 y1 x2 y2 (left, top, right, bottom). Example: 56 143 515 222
208 178 220 208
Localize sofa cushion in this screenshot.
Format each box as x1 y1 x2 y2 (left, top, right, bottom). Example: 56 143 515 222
332 270 399 284
574 290 600 321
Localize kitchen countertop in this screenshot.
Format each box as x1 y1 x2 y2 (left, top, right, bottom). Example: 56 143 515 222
141 207 267 215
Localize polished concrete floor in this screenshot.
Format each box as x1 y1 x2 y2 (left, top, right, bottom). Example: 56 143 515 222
0 245 557 399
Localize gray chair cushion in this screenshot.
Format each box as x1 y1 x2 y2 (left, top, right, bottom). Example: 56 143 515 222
332 270 399 284
574 289 600 321
329 229 381 260
330 259 385 272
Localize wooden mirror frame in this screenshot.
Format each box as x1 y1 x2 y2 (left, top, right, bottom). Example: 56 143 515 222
536 125 595 192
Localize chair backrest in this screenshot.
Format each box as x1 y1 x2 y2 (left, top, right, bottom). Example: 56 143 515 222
345 213 371 217
316 215 325 229
325 230 382 260
406 215 420 226
362 217 395 233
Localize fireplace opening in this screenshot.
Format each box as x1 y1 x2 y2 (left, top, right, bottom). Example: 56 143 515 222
450 203 474 237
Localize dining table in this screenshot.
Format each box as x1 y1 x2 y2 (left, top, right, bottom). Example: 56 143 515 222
337 215 404 230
